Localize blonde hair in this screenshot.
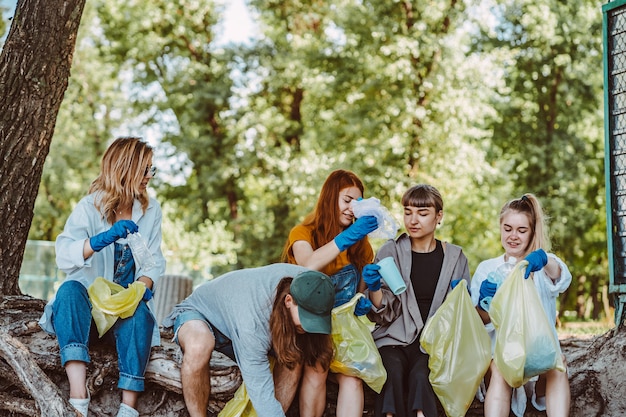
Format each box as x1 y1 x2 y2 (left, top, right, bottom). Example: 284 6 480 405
89 137 153 224
499 193 551 255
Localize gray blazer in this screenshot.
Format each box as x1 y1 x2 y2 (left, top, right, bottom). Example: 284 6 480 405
366 233 470 349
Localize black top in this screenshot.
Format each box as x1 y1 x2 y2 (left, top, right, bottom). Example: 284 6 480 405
410 240 444 324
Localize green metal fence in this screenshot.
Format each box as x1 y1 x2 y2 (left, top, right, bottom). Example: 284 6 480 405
604 0 626 329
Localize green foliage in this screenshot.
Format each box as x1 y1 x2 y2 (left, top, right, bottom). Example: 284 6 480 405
469 0 606 316
26 0 608 320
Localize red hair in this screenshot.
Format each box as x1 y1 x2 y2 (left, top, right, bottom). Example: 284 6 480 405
282 169 372 273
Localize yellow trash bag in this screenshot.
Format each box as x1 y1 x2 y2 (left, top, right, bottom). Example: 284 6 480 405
420 280 492 417
218 358 275 417
88 277 146 337
329 294 387 393
218 381 258 417
490 261 565 388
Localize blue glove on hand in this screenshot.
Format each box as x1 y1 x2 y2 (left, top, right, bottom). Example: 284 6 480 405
363 263 382 291
478 279 498 310
90 220 138 252
451 279 471 295
354 297 372 316
334 216 378 252
142 286 153 302
524 249 548 279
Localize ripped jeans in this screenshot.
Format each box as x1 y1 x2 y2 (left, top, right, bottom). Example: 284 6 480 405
330 264 359 308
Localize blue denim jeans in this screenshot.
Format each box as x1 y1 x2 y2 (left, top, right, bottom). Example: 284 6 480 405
331 264 359 308
51 247 154 392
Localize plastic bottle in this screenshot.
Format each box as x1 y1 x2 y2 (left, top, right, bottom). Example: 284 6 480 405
126 232 157 270
479 257 516 312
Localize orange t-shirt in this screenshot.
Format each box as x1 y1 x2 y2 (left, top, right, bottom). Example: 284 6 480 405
285 223 373 276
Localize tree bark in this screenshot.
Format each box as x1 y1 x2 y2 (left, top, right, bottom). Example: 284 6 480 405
0 0 86 295
1 295 624 416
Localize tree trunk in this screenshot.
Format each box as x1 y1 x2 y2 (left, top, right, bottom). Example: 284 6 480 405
0 0 86 295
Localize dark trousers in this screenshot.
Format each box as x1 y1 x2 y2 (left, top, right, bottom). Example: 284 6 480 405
375 341 439 417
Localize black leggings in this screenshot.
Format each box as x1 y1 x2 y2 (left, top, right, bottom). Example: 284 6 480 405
375 341 439 417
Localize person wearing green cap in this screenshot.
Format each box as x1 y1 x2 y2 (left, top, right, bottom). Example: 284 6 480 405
282 169 378 417
162 263 336 417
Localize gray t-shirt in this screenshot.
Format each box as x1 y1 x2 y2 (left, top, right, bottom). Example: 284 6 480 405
164 263 309 417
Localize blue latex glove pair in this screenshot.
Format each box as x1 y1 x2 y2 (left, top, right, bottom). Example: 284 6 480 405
90 220 138 252
334 216 378 252
524 249 548 279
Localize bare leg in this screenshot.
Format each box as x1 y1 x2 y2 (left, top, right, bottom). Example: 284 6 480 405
484 361 511 417
66 360 88 399
178 320 215 417
299 363 328 417
335 373 363 417
121 390 139 409
545 357 570 417
274 361 303 412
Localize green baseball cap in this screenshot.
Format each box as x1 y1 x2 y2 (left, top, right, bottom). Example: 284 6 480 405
290 270 335 334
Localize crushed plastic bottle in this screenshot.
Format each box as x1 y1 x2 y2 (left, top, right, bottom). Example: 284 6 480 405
126 231 157 270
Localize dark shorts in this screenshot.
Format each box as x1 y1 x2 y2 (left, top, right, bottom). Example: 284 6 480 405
172 310 236 361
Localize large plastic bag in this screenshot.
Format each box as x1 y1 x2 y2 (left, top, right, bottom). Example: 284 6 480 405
351 197 400 239
329 294 387 393
489 261 565 388
88 277 146 337
218 358 276 417
420 280 492 417
218 381 257 417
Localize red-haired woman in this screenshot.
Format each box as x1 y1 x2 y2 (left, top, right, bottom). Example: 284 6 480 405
283 169 378 417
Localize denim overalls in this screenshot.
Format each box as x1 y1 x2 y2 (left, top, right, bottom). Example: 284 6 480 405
331 263 360 308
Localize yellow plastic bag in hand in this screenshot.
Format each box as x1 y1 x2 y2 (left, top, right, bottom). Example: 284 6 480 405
329 294 387 393
489 261 565 388
218 381 257 417
420 280 492 417
218 358 275 417
88 277 146 337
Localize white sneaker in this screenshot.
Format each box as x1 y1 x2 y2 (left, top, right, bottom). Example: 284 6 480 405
69 383 90 417
116 403 139 417
69 397 89 417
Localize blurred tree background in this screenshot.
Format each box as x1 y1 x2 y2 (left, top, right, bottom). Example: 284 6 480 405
0 0 607 322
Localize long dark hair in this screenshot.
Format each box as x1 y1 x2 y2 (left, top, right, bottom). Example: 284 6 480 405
269 278 334 370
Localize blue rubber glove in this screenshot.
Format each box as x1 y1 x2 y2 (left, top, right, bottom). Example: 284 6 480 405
89 220 138 252
363 263 382 291
142 286 153 302
451 279 471 295
354 297 372 316
478 279 498 309
524 249 548 279
334 216 379 252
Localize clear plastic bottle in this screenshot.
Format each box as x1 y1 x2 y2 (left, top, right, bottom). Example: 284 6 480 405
126 232 157 270
480 257 516 312
491 257 517 286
